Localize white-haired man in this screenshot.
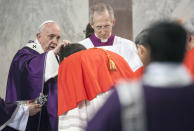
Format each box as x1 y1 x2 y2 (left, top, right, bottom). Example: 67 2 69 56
5 20 69 131
80 3 142 72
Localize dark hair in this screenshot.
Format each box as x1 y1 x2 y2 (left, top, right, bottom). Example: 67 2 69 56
135 29 150 46
146 21 187 63
59 43 86 62
85 23 94 38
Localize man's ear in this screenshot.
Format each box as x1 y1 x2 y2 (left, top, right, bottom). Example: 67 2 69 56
137 44 144 55
89 22 94 29
36 33 41 39
112 18 116 26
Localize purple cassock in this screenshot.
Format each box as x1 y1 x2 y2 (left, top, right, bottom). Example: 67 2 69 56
5 46 58 131
0 97 17 130
86 84 194 131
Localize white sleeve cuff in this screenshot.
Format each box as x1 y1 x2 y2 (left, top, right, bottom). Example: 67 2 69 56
45 50 59 82
8 105 29 131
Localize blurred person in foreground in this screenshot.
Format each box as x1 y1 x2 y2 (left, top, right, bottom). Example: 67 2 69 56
86 21 194 131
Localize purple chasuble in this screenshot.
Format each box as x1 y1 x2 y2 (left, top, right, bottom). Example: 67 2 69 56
143 84 194 131
86 88 122 131
0 97 17 127
89 34 115 47
5 46 58 131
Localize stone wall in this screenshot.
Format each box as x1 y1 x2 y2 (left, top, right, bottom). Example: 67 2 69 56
0 0 88 98
133 0 194 38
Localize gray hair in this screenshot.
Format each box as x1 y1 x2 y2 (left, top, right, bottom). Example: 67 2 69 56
37 20 56 33
89 3 114 24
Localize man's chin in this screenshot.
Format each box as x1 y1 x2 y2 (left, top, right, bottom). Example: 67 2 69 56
99 37 109 40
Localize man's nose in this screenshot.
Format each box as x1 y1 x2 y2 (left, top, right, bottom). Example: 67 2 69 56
100 29 106 35
52 37 58 44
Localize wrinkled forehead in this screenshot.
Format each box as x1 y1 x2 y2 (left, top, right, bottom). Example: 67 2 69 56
93 11 112 25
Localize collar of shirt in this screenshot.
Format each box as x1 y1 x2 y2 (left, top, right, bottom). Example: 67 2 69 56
94 33 111 42
89 33 115 47
34 39 44 53
142 62 192 87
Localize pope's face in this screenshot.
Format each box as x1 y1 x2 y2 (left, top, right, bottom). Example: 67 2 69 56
91 10 115 40
37 23 61 52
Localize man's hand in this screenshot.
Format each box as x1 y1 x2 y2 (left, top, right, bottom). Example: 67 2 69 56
53 40 70 55
28 103 42 116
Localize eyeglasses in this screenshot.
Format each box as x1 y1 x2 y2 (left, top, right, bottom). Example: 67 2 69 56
94 25 111 31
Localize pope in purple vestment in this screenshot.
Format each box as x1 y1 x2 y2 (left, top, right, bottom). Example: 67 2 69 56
5 20 68 131
5 45 57 131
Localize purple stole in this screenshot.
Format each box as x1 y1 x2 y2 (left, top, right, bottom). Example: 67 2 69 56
89 34 115 47
5 46 58 131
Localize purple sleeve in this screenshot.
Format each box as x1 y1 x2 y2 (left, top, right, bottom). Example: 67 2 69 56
5 47 58 131
86 89 122 131
6 47 46 102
